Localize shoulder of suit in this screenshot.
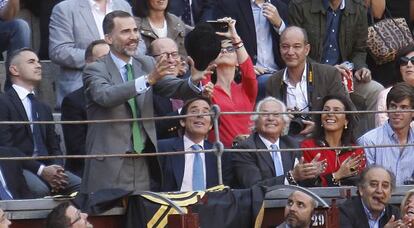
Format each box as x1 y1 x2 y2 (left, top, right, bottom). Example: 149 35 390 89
280 135 299 147
290 0 311 5
158 137 181 149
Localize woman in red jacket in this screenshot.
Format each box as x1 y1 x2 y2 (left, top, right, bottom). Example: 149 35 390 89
202 18 257 148
301 95 365 186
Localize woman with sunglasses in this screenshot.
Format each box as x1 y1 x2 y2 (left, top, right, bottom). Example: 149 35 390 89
202 17 257 148
134 0 187 56
301 95 366 187
376 44 414 127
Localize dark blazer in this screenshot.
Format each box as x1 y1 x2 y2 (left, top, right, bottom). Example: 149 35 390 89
232 132 299 188
0 88 63 173
158 137 232 191
168 0 216 24
215 0 288 67
266 61 350 111
0 147 33 199
61 86 87 177
153 94 181 140
339 196 400 228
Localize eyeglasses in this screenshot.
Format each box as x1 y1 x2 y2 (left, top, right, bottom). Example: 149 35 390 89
400 56 414 66
220 46 235 53
69 210 81 226
152 51 180 59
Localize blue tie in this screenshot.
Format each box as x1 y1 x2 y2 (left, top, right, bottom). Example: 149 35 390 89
27 94 47 156
271 144 284 176
191 144 205 191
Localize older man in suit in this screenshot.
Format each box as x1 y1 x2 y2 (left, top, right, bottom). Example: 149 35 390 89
158 97 232 191
266 26 350 136
49 0 133 107
81 11 205 194
0 48 81 197
232 97 325 188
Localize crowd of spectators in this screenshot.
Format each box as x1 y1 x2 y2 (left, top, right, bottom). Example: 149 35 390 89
1 0 414 227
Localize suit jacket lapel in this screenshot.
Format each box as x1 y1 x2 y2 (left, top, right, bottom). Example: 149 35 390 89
239 0 255 34
254 133 276 176
204 141 218 187
172 138 185 188
8 89 32 138
79 0 100 38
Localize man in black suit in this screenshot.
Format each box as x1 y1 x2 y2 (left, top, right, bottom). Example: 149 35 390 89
339 165 409 228
158 97 232 191
215 0 288 101
0 48 81 197
61 40 109 177
168 0 216 26
0 147 33 199
232 97 325 188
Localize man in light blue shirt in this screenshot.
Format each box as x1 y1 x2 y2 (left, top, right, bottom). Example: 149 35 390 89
358 82 414 185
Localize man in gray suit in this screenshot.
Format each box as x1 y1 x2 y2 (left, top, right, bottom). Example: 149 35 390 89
232 97 325 188
277 190 316 228
49 0 133 107
80 11 204 194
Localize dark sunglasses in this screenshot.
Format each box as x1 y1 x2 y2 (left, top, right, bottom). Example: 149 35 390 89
400 56 414 66
220 46 235 53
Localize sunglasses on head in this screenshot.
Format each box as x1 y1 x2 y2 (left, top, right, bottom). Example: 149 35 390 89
400 56 414 66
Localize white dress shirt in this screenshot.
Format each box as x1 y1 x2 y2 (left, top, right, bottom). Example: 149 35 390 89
181 135 206 191
88 0 114 38
283 63 309 112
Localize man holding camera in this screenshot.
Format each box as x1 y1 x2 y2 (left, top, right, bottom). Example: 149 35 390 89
266 26 350 136
232 97 325 188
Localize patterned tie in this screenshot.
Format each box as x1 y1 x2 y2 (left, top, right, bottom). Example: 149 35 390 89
27 94 47 156
270 144 284 176
191 144 205 191
182 0 192 25
125 64 144 153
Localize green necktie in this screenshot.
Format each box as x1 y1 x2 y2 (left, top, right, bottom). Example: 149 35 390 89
126 64 144 153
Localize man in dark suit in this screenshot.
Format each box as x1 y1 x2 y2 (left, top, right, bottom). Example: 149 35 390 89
232 97 325 188
339 165 408 228
61 40 110 177
81 11 205 194
158 97 232 191
0 48 81 197
215 0 288 101
0 147 33 199
266 26 350 136
168 0 216 26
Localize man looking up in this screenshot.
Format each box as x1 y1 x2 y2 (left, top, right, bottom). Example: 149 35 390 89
81 11 206 194
277 190 317 228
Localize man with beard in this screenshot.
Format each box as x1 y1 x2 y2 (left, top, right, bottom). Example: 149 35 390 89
46 202 93 228
277 190 316 228
339 165 409 228
81 10 205 194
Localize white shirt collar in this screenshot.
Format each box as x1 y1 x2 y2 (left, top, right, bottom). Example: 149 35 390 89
283 63 307 85
88 0 112 11
183 135 205 151
12 84 34 100
339 0 345 10
110 51 132 70
258 134 280 150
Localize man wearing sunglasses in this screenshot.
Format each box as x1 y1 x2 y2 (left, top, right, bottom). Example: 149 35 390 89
46 202 93 228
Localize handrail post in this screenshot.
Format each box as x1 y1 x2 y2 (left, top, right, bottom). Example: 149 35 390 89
211 105 224 185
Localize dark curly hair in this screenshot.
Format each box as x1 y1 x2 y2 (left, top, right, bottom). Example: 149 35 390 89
311 95 357 146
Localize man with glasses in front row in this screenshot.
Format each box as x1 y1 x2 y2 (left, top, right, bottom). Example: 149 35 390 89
358 82 414 186
46 202 93 228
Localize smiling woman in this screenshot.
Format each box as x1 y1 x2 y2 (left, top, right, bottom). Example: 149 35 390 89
300 94 366 187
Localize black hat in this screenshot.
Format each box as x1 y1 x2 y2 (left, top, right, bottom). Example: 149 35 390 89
185 22 221 71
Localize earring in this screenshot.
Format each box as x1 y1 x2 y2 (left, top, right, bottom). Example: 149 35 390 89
344 124 348 129
321 123 323 127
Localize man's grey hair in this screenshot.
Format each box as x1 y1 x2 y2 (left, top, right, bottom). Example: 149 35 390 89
251 97 291 135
